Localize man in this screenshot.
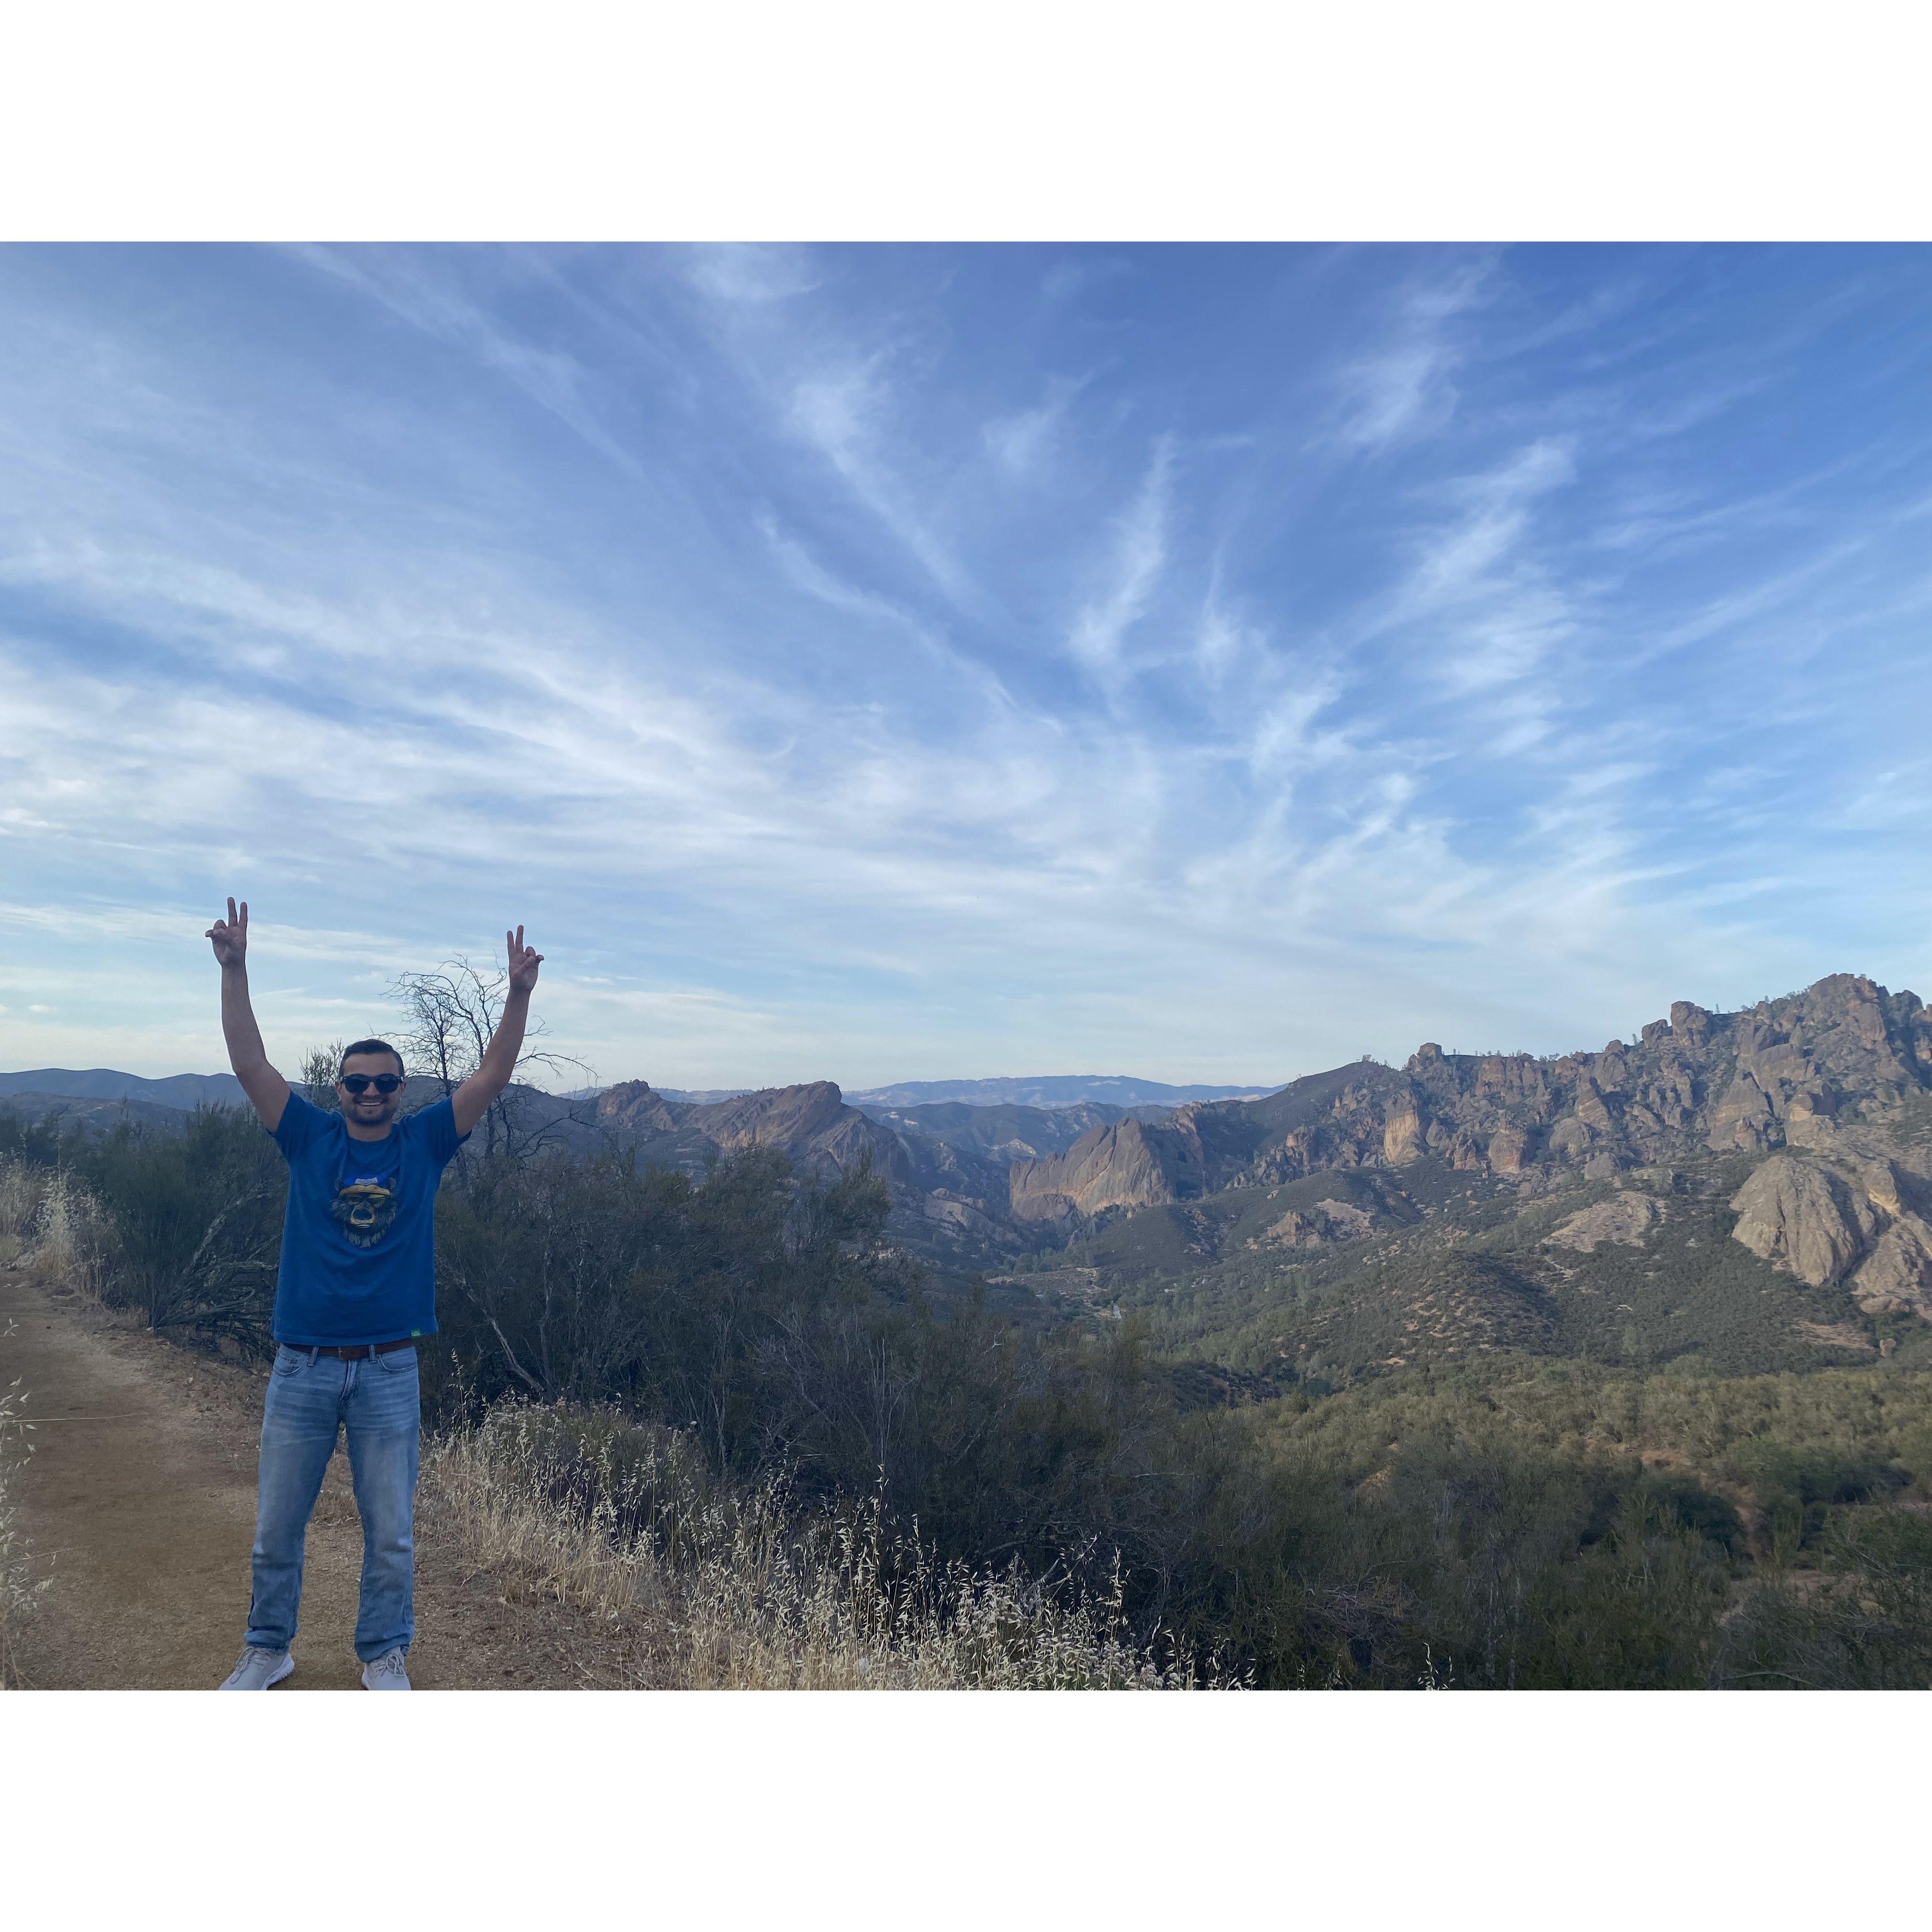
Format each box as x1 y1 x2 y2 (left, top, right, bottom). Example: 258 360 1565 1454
205 898 542 1690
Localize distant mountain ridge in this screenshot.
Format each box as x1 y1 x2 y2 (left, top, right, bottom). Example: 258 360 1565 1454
845 1076 1281 1108
18 981 1931 1318
0 1068 247 1109
5 1068 1272 1116
0 1091 210 1132
21 981 1932 1383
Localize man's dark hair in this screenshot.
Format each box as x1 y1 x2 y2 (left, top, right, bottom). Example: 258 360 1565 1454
339 1038 406 1077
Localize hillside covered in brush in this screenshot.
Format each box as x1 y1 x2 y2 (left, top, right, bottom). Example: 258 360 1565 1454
998 975 1932 1389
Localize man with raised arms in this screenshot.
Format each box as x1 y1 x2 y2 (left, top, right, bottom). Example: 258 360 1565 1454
206 898 542 1690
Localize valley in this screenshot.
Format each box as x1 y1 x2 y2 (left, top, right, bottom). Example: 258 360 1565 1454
10 970 1932 1389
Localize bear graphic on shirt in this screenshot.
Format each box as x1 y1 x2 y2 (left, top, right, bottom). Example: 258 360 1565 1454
332 1177 399 1249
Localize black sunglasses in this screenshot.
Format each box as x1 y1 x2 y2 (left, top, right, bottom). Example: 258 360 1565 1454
339 1074 403 1095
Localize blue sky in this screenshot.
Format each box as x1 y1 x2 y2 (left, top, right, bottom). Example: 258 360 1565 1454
1 243 1929 1089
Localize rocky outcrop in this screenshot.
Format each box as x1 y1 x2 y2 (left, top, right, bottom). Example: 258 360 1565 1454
1852 1217 1932 1319
1313 975 1927 1195
1257 1199 1376 1248
1708 1074 1777 1153
689 1081 912 1183
1002 977 1929 1233
597 1080 910 1185
1722 1130 1932 1320
1729 1156 1878 1286
583 974 1932 1273
1546 1192 1658 1251
1382 1101 1426 1165
918 1189 1017 1243
595 1080 684 1135
1009 1116 1205 1223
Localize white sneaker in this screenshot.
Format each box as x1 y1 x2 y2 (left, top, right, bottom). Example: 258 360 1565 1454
361 1646 411 1690
219 1646 294 1690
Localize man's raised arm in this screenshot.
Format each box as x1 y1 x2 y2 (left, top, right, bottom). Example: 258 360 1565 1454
206 897 291 1132
451 925 544 1138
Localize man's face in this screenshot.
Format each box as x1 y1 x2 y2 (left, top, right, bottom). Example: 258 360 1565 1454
336 1052 406 1129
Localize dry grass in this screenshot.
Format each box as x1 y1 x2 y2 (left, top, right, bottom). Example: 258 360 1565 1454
0 1161 112 1302
0 1166 113 1685
0 1161 35 1247
423 1402 1236 1690
0 1324 50 1689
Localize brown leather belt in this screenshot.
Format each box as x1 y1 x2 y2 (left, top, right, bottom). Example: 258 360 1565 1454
307 1338 416 1360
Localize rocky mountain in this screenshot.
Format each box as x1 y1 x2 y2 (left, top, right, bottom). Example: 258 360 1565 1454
15 974 1930 1329
593 1079 913 1186
1008 974 1932 1384
1728 1135 1932 1320
1007 975 1931 1221
1012 1115 1208 1223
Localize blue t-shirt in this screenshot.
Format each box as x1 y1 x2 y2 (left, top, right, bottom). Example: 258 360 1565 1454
269 1091 469 1346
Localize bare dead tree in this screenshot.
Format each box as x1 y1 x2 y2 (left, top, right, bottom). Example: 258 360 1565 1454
300 1041 345 1112
386 957 594 1172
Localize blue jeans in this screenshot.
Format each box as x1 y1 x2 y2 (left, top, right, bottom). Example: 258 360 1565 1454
245 1344 420 1662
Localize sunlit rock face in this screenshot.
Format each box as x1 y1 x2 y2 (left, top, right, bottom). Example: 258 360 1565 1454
1724 1143 1932 1320
1009 1116 1204 1222
1729 1156 1877 1287
998 975 1932 1232
589 975 1932 1310
598 1078 911 1184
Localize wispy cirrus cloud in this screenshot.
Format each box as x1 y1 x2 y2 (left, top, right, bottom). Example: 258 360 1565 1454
1330 259 1493 453
786 358 972 600
2 243 1930 1086
1068 440 1173 683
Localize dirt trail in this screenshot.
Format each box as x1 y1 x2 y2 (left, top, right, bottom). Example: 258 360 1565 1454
2 1265 596 1690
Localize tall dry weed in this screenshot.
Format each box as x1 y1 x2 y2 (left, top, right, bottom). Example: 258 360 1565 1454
0 1160 42 1255
424 1402 1236 1690
21 1168 111 1302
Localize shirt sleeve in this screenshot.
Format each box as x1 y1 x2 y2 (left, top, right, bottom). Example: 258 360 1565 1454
414 1095 470 1168
272 1090 325 1159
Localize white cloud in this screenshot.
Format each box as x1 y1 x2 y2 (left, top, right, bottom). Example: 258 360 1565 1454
1068 441 1173 681
2 246 1927 1087
288 246 647 479
983 374 1087 479
1360 437 1579 702
787 361 970 601
682 243 820 306
1331 259 1491 453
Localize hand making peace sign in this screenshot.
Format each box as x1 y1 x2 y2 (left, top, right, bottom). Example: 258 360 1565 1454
506 925 543 995
207 897 249 970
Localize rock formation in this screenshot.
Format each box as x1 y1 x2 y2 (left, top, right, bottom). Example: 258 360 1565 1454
1853 1218 1932 1319
1256 1199 1376 1248
1009 1116 1206 1223
1728 1156 1877 1286
1726 1143 1932 1316
594 1080 684 1136
1546 1192 1659 1252
595 1079 910 1184
1000 974 1932 1239
579 974 1932 1300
